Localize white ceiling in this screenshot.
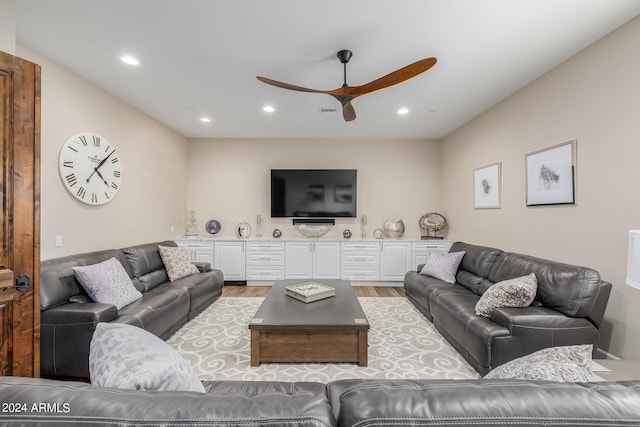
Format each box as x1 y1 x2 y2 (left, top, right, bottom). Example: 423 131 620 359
15 0 640 140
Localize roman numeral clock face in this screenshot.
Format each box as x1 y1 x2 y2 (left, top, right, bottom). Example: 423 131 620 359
58 132 122 205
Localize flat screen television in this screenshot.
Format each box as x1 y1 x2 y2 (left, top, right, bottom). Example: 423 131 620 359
271 169 357 218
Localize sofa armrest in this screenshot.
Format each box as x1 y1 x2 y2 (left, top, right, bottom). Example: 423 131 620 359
41 302 118 324
491 306 594 333
193 262 212 273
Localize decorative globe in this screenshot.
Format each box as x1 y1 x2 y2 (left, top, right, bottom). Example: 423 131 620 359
205 219 221 235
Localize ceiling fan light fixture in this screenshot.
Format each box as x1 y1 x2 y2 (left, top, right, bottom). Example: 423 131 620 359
120 55 140 66
397 107 410 115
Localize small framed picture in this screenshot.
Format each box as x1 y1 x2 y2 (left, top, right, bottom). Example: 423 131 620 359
474 162 501 209
526 140 576 206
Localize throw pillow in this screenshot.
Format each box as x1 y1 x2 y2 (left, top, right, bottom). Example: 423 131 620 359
475 272 537 317
419 251 465 283
89 323 205 393
158 245 200 282
484 344 593 382
72 257 142 310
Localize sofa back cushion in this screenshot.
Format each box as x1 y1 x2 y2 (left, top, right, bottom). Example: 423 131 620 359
488 252 603 318
40 249 133 310
122 241 176 292
449 242 503 295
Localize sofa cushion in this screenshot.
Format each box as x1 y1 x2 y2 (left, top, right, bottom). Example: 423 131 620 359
40 249 132 310
89 323 205 393
475 273 537 317
484 344 593 382
122 241 177 278
419 251 465 283
450 242 503 278
158 245 200 281
72 257 142 310
488 252 603 318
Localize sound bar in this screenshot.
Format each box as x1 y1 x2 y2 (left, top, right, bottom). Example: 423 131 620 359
292 218 336 225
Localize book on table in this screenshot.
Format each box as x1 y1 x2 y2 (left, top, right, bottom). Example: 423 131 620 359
285 281 336 303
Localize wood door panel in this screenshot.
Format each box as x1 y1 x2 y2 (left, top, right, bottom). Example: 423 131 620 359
0 50 41 378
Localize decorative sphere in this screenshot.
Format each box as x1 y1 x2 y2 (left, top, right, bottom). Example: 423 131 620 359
343 229 352 239
205 219 221 235
272 228 282 238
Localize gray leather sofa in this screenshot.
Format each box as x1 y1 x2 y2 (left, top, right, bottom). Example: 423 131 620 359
1 376 640 426
40 240 224 379
404 242 612 376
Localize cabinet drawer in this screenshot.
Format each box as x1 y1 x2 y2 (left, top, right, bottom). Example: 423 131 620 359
246 241 285 251
412 241 451 252
246 266 285 281
341 242 379 252
341 267 380 281
246 252 284 265
176 241 214 250
341 253 379 265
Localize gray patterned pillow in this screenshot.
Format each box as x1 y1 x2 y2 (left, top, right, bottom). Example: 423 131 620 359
419 251 465 283
158 245 200 282
484 345 593 381
475 272 537 317
89 323 205 393
72 257 142 310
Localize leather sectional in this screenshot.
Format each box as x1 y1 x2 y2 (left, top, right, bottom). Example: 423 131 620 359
404 241 612 375
1 376 639 426
39 240 224 378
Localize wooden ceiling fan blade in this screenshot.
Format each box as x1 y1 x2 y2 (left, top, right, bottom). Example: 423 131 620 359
342 101 356 122
348 57 437 96
256 76 328 94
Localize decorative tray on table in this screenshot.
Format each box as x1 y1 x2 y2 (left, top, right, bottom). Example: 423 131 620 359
285 282 335 303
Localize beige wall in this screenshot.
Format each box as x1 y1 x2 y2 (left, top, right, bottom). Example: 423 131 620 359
17 46 189 260
186 138 441 240
440 17 640 358
0 0 16 55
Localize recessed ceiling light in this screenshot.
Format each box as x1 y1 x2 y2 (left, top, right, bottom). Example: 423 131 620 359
200 117 211 123
397 107 409 115
263 105 275 113
120 55 140 66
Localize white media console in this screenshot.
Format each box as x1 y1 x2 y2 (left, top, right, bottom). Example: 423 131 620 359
175 238 453 286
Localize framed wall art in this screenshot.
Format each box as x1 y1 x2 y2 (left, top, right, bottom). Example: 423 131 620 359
526 140 576 206
474 162 501 209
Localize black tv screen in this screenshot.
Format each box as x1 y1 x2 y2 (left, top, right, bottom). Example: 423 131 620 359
271 169 357 218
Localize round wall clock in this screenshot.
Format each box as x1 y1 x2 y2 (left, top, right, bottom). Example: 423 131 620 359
58 132 122 205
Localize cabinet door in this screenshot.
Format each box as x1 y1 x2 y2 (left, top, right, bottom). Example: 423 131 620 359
380 242 412 281
214 241 246 281
285 242 313 279
313 241 341 279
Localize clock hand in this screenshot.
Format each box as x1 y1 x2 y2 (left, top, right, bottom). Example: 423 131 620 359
95 149 116 171
95 169 110 187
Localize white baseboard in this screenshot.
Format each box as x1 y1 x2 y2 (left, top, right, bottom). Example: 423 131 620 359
597 348 620 360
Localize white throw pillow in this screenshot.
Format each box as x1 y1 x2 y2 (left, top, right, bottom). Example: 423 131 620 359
158 245 200 282
419 251 465 283
89 323 205 393
72 257 142 310
475 272 537 317
484 344 593 382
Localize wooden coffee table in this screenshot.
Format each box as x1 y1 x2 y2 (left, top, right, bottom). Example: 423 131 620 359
249 279 369 367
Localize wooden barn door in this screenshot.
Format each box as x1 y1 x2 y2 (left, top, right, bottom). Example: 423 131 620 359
0 49 41 377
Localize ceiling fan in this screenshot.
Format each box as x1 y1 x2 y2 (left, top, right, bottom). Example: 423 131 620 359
256 50 437 122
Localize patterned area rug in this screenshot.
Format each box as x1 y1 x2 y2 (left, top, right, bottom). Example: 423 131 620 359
167 297 481 382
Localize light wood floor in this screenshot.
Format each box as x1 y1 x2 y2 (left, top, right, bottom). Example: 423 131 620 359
222 285 406 297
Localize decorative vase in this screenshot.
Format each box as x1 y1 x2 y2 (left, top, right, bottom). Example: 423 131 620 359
272 228 282 238
185 208 199 237
383 219 405 239
343 229 352 239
